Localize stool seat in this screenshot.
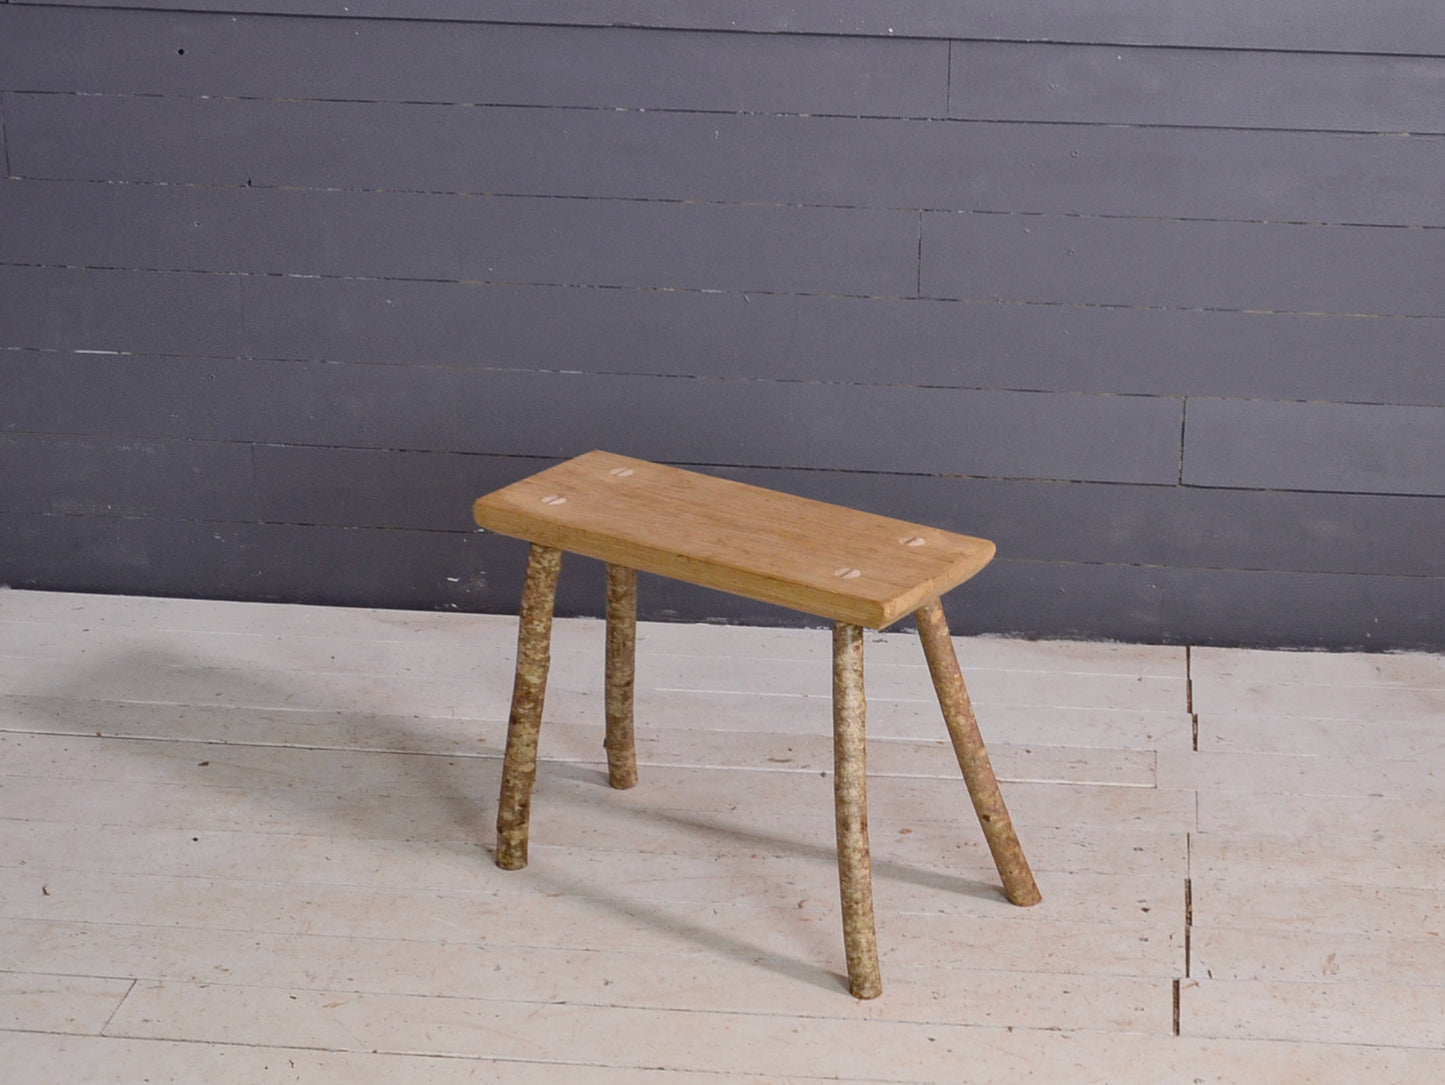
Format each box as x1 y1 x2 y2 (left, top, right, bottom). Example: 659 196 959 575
473 450 1039 999
473 449 995 630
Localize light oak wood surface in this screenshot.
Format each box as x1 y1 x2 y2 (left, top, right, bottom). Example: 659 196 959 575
473 450 996 628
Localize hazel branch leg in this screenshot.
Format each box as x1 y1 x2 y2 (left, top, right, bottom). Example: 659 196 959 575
914 598 1042 908
495 544 562 871
604 563 639 790
832 621 882 999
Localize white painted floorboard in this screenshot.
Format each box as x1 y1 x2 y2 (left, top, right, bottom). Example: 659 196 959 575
2 588 1443 1083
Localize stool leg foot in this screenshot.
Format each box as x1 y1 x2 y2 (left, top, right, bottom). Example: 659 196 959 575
832 622 882 999
914 598 1041 907
604 564 639 790
495 544 562 871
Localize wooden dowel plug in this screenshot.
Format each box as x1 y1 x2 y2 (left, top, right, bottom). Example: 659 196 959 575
604 563 639 790
495 544 562 871
832 621 882 999
914 598 1042 907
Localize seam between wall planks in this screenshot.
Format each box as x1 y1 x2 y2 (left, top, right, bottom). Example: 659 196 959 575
4 259 1442 330
0 91 13 178
1178 400 1188 487
8 87 1445 141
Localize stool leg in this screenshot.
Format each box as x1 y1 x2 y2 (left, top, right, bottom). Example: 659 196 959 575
914 598 1042 907
495 543 562 871
604 563 639 790
832 621 882 999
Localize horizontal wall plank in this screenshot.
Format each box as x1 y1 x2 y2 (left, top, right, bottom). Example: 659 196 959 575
0 180 918 297
9 261 1430 407
0 434 253 520
951 43 1445 132
958 562 1438 649
321 373 1184 483
0 6 947 114
12 94 1445 227
1159 567 1444 651
1184 400 1445 496
0 265 244 356
240 276 1445 405
1 355 1183 484
962 563 1433 649
3 510 1437 647
252 446 530 534
0 514 501 612
250 447 1445 578
13 1 1445 54
4 265 1437 411
923 211 1445 317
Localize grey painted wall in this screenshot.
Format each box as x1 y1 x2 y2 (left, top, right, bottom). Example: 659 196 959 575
2 1 1442 649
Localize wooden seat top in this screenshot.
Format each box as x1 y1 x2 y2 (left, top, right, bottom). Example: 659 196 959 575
473 451 995 629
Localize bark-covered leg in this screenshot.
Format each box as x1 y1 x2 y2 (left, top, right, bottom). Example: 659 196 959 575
604 563 639 790
832 621 882 999
495 544 562 871
914 598 1041 907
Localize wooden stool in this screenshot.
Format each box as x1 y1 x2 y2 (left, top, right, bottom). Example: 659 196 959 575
473 450 1040 998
